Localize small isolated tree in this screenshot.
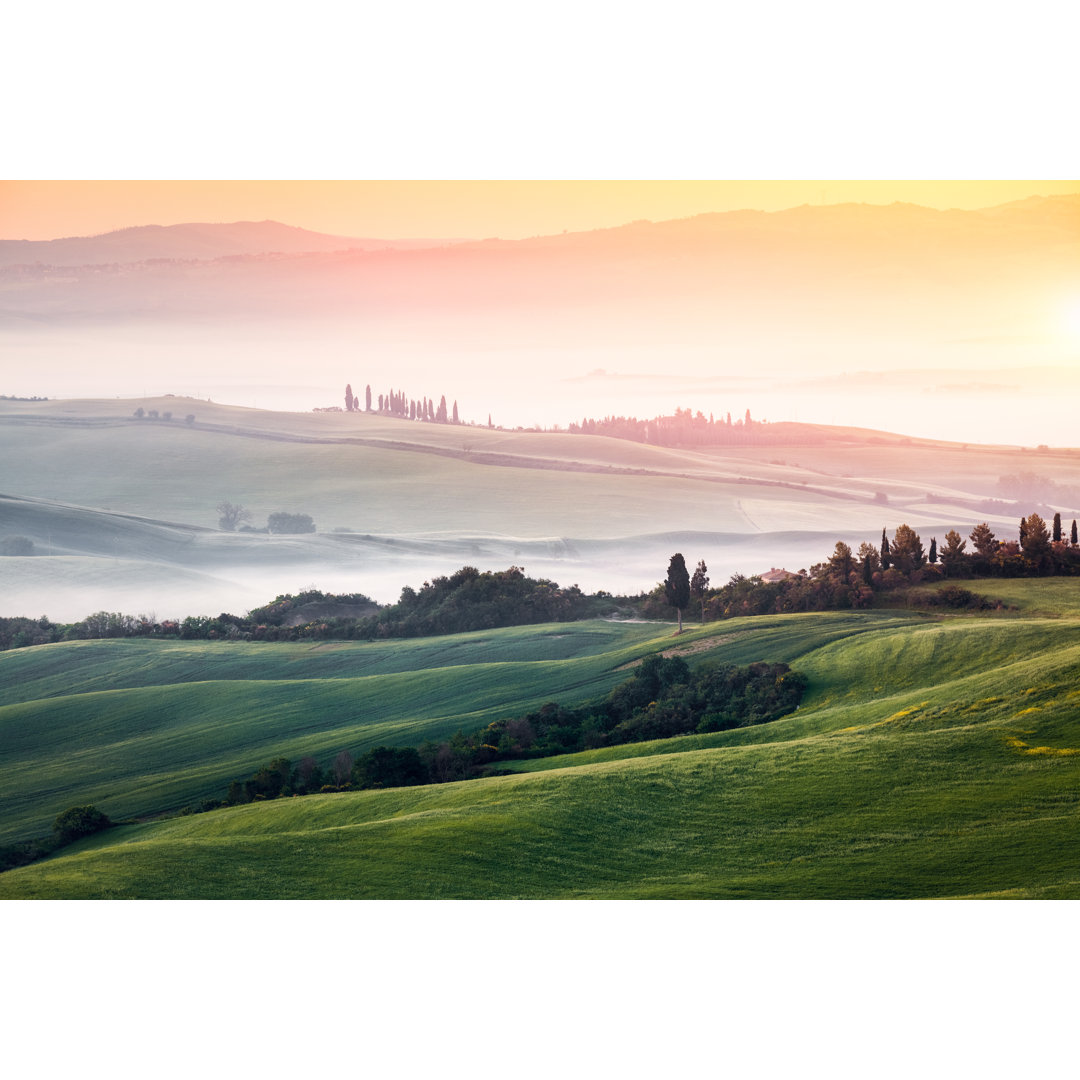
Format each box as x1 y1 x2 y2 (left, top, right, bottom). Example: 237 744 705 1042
133 407 145 419
345 383 355 412
217 501 252 531
184 413 195 425
665 553 691 634
53 805 112 844
690 559 710 623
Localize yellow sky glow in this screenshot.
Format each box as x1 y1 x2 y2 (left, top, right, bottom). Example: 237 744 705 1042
1 180 1077 242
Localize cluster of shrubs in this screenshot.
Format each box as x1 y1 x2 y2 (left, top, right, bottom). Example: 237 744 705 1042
217 654 808 803
0 804 115 873
0 571 636 652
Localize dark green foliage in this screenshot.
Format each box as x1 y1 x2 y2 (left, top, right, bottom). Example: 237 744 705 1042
220 655 808 802
665 553 691 632
353 746 429 789
690 559 710 622
52 805 112 844
0 615 61 650
226 758 293 804
356 566 619 639
438 655 807 773
918 585 992 610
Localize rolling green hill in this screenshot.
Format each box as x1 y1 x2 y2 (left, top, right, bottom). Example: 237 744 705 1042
5 581 1080 897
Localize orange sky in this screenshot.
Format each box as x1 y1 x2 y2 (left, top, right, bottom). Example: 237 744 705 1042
2 180 1077 242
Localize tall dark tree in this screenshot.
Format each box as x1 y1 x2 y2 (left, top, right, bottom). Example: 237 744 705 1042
928 537 938 564
858 542 880 584
880 528 891 570
665 553 691 634
890 524 925 574
365 384 372 411
345 384 355 412
940 530 967 575
452 400 460 424
969 522 997 557
690 559 710 623
1020 512 1051 566
828 541 854 578
1053 512 1062 543
1072 520 1078 547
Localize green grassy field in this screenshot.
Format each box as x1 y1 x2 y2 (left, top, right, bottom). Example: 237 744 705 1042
5 581 1080 897
0 618 686 844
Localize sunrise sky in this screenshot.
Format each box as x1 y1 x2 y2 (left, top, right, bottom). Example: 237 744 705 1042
2 180 1079 242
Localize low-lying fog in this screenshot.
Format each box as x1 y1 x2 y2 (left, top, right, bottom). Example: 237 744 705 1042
0 526 957 624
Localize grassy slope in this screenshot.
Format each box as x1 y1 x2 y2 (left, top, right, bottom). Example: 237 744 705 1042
6 582 1080 897
0 619 677 844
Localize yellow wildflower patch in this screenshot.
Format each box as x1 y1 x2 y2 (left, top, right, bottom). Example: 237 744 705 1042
1005 736 1080 757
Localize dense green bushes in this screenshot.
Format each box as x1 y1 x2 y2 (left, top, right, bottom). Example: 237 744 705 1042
219 654 808 802
52 805 112 844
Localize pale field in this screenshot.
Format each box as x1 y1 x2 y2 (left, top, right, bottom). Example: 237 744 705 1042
1 396 1072 618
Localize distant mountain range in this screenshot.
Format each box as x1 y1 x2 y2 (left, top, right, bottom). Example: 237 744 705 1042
0 220 466 268
2 195 1075 271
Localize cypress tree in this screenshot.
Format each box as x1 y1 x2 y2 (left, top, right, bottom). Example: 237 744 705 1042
345 383 354 412
664 553 691 634
1053 512 1062 543
1072 520 1078 546
365 384 372 411
880 528 891 570
928 537 937 564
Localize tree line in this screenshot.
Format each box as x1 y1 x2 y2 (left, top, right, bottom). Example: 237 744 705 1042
341 383 474 425
216 653 808 808
648 512 1080 625
0 570 631 651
